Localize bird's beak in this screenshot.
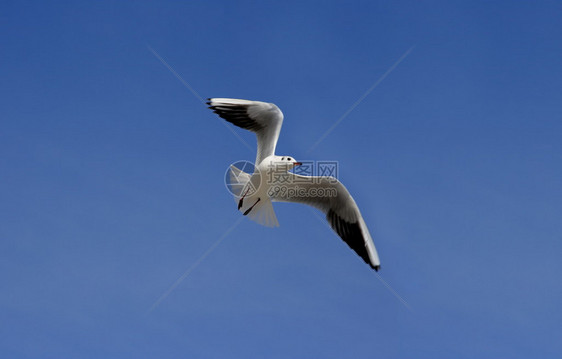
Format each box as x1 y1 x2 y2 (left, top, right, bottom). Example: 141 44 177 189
294 162 302 166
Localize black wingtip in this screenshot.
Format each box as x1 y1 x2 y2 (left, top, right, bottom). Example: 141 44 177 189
373 265 380 272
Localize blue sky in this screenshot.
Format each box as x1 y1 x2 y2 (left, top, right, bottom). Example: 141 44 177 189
1 1 561 357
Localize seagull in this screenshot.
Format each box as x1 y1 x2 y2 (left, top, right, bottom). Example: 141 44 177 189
207 98 381 271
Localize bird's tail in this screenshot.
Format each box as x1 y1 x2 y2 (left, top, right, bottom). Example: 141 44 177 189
243 195 279 228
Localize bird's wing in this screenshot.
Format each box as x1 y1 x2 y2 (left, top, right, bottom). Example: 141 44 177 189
270 174 380 271
207 98 284 165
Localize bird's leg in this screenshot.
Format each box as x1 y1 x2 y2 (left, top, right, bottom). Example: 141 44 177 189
238 185 251 210
243 198 261 216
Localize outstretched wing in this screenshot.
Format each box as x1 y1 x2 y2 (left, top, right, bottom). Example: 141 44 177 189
270 174 381 271
207 98 284 165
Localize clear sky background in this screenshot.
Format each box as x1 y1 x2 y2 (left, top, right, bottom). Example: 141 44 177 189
1 1 561 358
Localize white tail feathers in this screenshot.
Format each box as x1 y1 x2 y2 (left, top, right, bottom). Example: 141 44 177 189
245 196 279 228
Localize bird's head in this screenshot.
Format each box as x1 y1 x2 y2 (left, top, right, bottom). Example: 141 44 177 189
261 155 302 171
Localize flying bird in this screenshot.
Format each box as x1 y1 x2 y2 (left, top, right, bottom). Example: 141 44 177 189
207 98 381 271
